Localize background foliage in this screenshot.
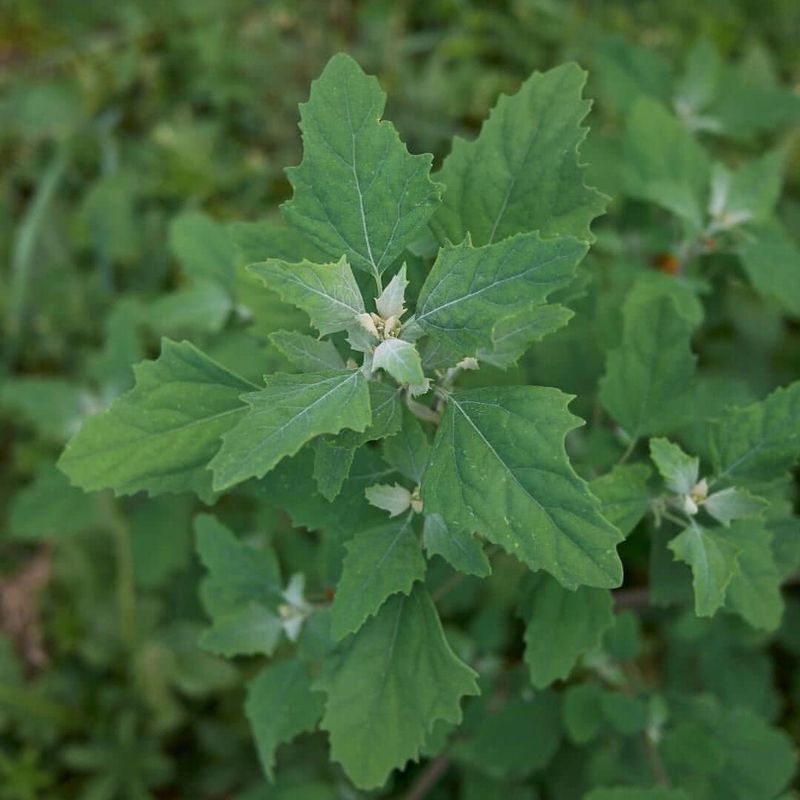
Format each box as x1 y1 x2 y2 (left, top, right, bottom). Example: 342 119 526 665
1 1 799 798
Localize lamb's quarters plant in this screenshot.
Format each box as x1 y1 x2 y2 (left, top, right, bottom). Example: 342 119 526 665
55 50 800 797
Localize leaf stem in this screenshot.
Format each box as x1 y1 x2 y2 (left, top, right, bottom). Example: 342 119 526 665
401 754 450 800
616 437 639 465
102 495 137 652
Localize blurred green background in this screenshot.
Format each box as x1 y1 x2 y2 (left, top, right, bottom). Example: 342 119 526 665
1 1 799 798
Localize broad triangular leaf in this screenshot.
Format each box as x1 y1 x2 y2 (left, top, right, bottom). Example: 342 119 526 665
707 380 800 484
210 369 371 490
316 585 479 789
623 97 710 228
245 660 325 781
282 54 441 281
432 63 606 245
59 340 255 502
415 233 586 362
330 517 426 639
422 386 623 589
520 573 614 688
194 514 282 618
600 290 697 439
737 220 800 317
724 521 783 631
249 257 364 336
668 522 740 617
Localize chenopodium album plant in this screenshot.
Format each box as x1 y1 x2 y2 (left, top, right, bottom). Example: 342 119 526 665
58 53 799 792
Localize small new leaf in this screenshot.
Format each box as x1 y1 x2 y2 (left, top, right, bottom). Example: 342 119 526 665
372 338 425 385
703 487 766 526
650 438 699 495
376 265 408 319
365 483 413 518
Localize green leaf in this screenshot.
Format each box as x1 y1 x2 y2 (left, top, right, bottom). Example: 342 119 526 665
168 210 237 291
707 380 800 484
248 257 365 336
724 522 783 631
600 291 697 439
335 381 403 449
382 407 430 483
649 438 699 495
584 788 691 800
709 707 797 800
364 483 413 518
422 513 491 578
453 688 562 780
478 304 574 369
269 330 345 372
9 463 104 540
144 278 233 336
227 218 327 264
372 338 425 385
375 265 408 319
199 603 283 658
330 516 426 639
245 660 325 781
195 514 284 656
668 522 740 616
0 377 87 442
415 233 586 363
313 438 356 502
590 464 652 536
520 573 614 688
623 97 710 228
316 585 478 789
703 487 766 526
709 150 783 227
422 386 623 589
563 683 605 744
59 340 255 503
431 63 606 245
738 220 800 317
210 369 371 491
194 514 282 618
282 54 440 281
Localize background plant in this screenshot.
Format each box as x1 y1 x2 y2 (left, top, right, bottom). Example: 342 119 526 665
1 2 799 799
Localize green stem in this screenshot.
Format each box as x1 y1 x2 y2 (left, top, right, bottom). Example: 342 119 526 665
616 437 638 465
102 496 137 652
